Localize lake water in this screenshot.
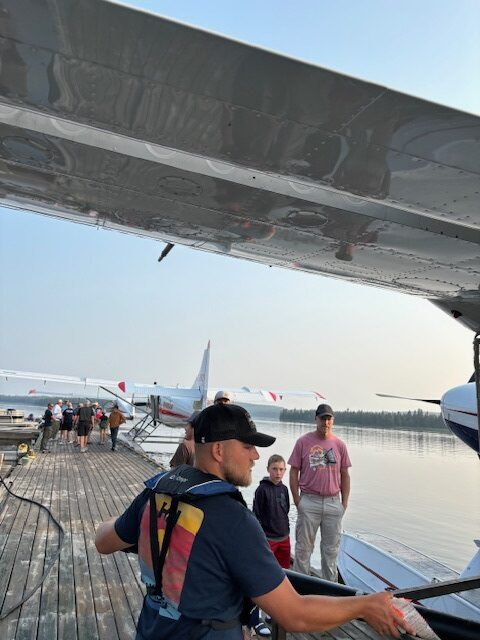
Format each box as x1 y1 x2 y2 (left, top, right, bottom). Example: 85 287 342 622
5 402 479 574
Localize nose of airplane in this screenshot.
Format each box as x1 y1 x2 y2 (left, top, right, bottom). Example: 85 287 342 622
441 382 479 454
441 383 476 415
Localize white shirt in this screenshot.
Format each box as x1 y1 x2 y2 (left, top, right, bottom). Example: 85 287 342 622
52 404 63 420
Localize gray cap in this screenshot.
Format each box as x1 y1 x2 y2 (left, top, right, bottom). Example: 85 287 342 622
315 403 334 418
214 389 232 402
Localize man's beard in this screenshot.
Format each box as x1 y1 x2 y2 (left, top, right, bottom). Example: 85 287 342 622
223 460 252 487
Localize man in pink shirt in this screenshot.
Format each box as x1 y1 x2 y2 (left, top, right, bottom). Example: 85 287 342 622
288 404 351 582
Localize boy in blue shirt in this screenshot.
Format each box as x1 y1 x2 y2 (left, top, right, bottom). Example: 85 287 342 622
250 455 291 636
253 454 291 569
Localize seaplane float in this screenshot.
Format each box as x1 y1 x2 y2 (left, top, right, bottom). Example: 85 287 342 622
338 532 480 623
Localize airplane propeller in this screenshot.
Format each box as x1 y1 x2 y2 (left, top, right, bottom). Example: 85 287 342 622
376 393 440 405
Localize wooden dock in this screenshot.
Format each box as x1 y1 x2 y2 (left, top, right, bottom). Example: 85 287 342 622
0 435 411 640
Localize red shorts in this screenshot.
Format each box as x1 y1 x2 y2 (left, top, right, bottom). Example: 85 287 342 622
268 537 291 569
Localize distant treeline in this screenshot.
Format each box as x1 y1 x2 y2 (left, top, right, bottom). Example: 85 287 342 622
280 408 444 429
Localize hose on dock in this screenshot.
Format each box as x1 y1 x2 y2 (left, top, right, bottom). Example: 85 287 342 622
0 470 65 619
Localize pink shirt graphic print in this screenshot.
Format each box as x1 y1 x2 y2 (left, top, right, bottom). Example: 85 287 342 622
288 432 351 496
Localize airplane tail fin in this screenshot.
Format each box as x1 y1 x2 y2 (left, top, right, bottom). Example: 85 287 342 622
192 341 210 409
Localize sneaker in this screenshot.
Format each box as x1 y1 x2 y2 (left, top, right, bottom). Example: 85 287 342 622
264 616 272 624
254 622 271 637
111 447 116 451
41 449 49 453
80 448 87 453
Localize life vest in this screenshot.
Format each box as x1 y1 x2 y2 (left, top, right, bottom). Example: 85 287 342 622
137 464 250 631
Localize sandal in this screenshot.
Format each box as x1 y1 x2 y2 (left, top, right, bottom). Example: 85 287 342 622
254 622 271 637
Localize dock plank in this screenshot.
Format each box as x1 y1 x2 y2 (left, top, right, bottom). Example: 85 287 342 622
69 447 103 640
1 452 53 639
78 455 130 640
83 451 145 628
13 452 55 640
36 447 60 640
56 443 78 640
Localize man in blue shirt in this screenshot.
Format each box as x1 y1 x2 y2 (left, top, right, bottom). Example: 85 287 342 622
95 404 411 639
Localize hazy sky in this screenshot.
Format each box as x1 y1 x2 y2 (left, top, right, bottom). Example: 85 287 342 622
0 0 478 410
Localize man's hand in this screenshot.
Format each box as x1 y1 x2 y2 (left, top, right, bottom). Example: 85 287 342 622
255 578 416 636
289 466 301 507
361 592 415 638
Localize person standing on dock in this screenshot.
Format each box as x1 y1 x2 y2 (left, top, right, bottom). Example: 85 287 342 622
289 403 351 582
214 389 232 405
95 404 410 639
249 454 291 637
60 401 75 444
73 402 82 446
40 402 54 453
91 402 101 441
51 399 63 441
98 408 109 445
77 401 95 453
108 405 126 451
169 411 198 468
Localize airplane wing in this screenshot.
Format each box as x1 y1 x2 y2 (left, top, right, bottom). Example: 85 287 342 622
0 368 119 388
221 389 325 403
0 1 479 331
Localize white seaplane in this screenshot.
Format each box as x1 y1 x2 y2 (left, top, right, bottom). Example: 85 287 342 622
0 342 323 426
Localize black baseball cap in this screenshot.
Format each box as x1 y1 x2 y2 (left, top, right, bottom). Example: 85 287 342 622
192 404 276 447
315 403 334 418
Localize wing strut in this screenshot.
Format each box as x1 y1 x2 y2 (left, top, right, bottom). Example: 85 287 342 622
158 243 174 262
474 333 480 458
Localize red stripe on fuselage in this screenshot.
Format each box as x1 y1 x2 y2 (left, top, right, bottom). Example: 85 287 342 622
160 407 190 420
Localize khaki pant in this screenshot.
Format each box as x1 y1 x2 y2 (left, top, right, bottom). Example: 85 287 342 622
51 419 60 440
40 425 52 451
293 493 344 581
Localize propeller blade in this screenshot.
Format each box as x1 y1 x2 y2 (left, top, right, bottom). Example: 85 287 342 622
376 393 441 405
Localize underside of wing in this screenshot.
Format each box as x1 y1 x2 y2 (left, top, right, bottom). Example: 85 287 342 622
0 368 118 388
0 1 479 330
